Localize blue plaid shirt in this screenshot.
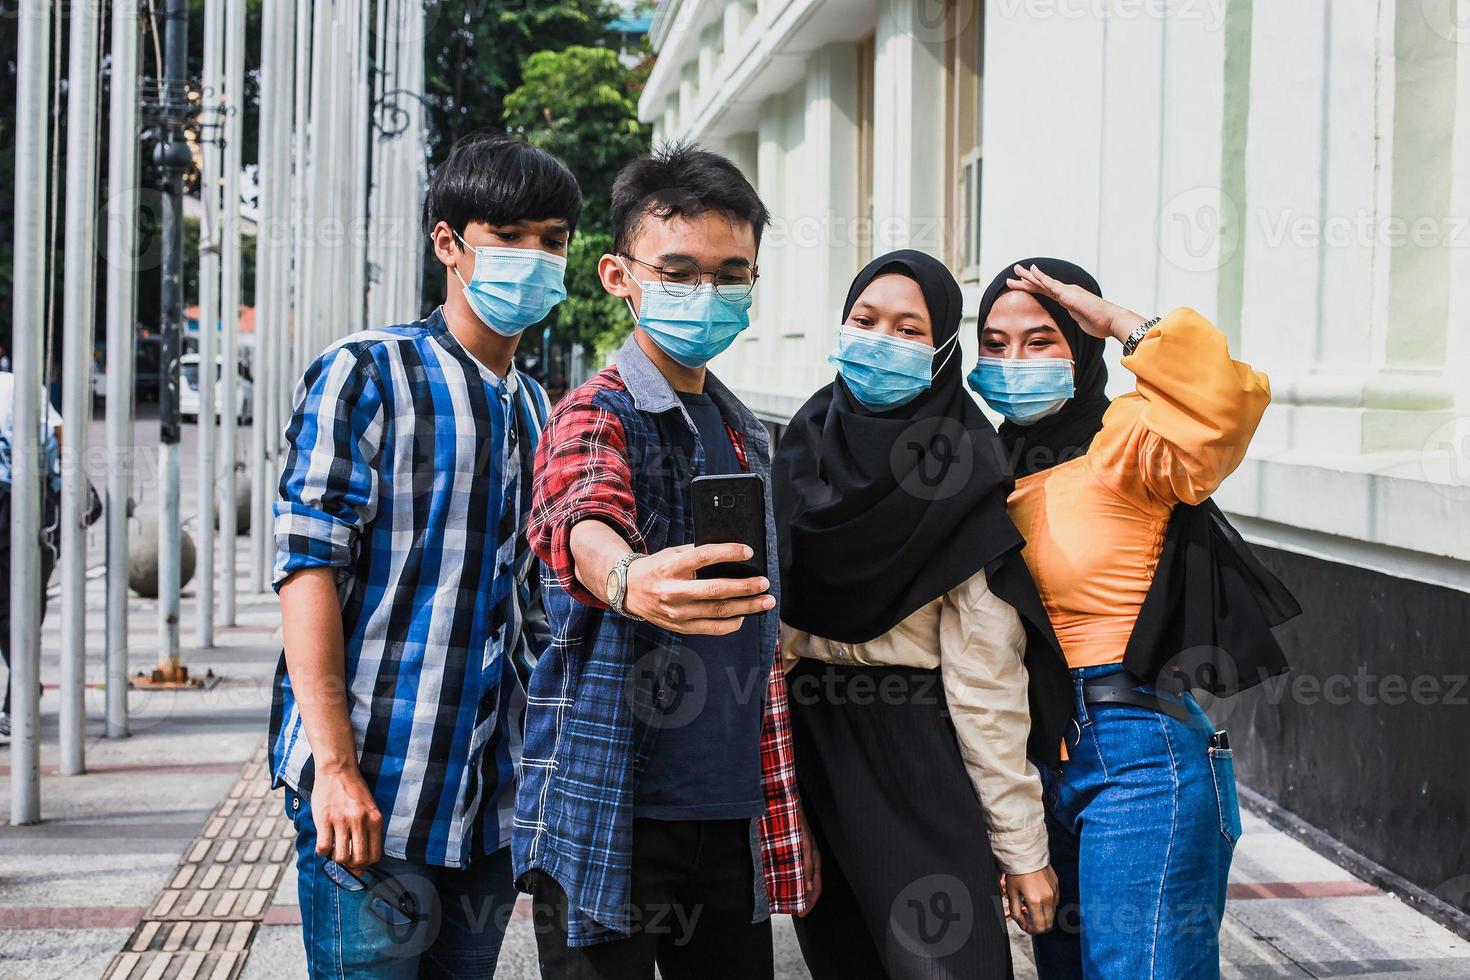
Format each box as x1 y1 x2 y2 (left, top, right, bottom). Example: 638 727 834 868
270 308 550 868
515 334 806 947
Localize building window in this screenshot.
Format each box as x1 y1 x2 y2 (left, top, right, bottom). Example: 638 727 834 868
945 0 983 281
857 32 876 266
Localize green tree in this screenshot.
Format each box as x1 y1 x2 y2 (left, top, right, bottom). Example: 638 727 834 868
504 45 651 229
503 44 652 359
422 0 619 164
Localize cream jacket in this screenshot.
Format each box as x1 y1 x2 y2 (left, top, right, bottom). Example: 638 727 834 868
782 568 1049 875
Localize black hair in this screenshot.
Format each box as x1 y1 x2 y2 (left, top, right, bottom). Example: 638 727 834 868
609 142 771 255
421 132 583 242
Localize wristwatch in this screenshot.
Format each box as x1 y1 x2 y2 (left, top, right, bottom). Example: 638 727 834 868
1122 316 1162 356
606 552 645 620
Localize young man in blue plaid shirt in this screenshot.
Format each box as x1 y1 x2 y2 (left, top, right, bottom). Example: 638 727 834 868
271 134 578 976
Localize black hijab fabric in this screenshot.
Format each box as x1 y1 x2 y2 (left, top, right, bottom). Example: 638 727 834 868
773 252 1075 759
774 250 1023 644
974 258 1112 478
976 256 1299 695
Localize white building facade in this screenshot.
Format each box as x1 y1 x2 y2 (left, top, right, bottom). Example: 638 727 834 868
642 0 1470 932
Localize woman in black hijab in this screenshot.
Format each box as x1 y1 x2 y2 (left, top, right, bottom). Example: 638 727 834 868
773 250 1072 979
969 258 1297 980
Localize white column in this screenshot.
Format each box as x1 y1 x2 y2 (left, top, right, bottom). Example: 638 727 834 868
10 0 52 824
292 0 313 388
871 0 947 254
787 43 860 398
250 0 275 595
196 0 224 648
220 0 245 622
58 0 103 775
104 0 141 739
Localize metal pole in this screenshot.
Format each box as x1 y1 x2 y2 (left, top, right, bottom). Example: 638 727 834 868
265 0 295 584
58 0 104 776
105 0 142 739
195 0 224 649
10 0 52 825
250 0 277 594
291 0 313 389
219 0 245 624
156 0 190 676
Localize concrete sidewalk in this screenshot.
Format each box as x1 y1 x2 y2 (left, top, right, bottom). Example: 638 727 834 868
3 565 1468 978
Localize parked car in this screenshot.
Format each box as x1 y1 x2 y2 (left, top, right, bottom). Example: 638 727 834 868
180 354 254 424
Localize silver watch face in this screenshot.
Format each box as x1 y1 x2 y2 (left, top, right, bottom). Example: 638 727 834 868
607 568 624 608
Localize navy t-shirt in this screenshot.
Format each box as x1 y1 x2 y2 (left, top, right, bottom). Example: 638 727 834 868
632 390 766 821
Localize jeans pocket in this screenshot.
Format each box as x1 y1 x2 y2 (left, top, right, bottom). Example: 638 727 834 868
1208 747 1243 847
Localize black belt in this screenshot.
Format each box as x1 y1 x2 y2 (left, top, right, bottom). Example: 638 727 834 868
1082 672 1194 724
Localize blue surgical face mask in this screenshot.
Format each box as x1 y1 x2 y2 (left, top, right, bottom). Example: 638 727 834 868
967 357 1076 424
620 260 753 368
828 326 959 412
454 233 568 336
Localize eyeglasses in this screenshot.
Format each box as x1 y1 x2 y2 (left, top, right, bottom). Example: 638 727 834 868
620 253 758 301
323 860 422 927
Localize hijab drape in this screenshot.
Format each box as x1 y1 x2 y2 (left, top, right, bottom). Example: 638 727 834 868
975 258 1111 479
773 250 1020 644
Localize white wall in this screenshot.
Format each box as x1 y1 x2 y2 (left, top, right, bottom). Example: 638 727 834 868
643 0 1470 583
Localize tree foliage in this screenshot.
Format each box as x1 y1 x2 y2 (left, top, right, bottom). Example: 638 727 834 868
504 45 650 229
421 0 619 164
503 44 652 358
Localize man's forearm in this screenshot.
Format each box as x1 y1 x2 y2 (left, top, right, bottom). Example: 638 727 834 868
278 566 359 774
569 519 636 605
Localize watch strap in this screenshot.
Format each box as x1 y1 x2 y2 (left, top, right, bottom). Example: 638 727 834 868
609 552 645 620
1122 316 1162 356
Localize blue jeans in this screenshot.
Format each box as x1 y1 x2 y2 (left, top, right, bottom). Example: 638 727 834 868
1032 664 1240 980
285 788 518 979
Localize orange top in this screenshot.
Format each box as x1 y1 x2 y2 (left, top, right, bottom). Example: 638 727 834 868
1005 308 1271 670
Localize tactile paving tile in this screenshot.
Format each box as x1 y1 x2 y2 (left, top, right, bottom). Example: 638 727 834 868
104 744 294 980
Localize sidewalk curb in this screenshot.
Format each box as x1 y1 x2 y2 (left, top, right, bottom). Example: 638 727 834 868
1240 783 1470 942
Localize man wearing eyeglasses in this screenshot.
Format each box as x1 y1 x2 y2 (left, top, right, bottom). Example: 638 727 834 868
514 143 821 977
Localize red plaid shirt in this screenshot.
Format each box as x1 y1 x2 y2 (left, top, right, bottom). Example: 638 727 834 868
514 341 806 945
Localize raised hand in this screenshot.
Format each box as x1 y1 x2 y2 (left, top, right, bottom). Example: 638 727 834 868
1006 263 1145 343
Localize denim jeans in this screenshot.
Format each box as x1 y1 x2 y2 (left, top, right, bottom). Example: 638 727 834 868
285 788 519 979
1032 664 1241 980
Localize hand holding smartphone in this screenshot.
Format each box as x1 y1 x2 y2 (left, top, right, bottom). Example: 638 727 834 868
691 474 768 582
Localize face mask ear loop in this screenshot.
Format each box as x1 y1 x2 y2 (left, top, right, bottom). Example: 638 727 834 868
449 230 477 291
614 255 641 325
931 331 961 378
